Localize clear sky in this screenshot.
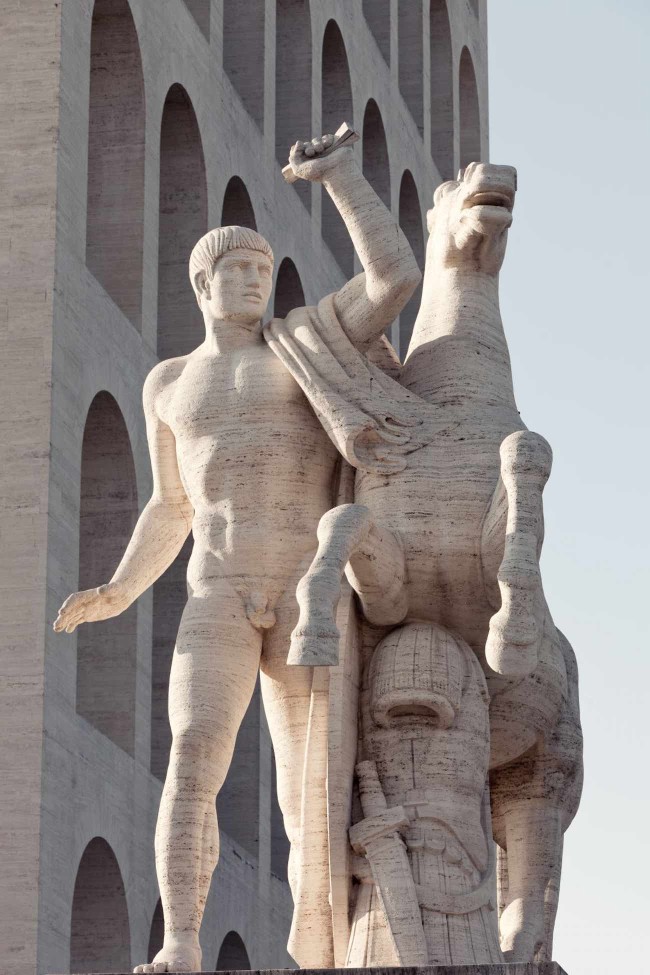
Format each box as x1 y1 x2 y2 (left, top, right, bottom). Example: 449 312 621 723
487 2 649 972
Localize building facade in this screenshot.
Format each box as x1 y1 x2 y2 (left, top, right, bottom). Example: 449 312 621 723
0 1 488 972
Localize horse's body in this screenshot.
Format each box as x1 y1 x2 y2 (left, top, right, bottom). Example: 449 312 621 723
291 163 583 964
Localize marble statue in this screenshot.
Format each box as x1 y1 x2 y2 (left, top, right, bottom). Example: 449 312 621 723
54 133 421 974
290 162 583 966
54 131 583 972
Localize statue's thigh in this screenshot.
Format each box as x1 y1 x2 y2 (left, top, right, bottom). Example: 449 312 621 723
168 590 263 746
260 565 314 814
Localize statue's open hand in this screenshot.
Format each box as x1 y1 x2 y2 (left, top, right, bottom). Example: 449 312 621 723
289 135 353 183
53 583 128 633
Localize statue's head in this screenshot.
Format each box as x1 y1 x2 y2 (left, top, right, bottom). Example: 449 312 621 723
426 162 517 276
190 226 274 326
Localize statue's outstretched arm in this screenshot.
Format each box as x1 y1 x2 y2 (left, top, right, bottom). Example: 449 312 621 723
288 137 421 348
53 364 193 634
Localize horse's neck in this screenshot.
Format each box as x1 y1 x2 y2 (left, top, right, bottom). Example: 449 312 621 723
400 266 518 413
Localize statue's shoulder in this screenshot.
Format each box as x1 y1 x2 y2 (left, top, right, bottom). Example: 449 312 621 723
143 355 189 410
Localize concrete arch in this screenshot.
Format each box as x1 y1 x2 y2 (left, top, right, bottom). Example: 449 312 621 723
321 19 354 276
398 170 425 360
215 930 251 970
221 176 258 230
217 678 261 858
459 46 481 169
157 83 208 360
363 0 390 64
183 0 211 39
70 837 131 973
77 391 139 755
276 0 312 210
430 0 454 179
274 257 306 318
147 899 164 961
223 0 265 130
362 98 391 208
86 0 145 329
398 0 424 134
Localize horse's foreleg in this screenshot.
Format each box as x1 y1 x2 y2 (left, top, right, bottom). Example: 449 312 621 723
486 430 552 677
288 504 407 667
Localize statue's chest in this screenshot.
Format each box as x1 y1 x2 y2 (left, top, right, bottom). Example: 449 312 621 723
162 348 304 436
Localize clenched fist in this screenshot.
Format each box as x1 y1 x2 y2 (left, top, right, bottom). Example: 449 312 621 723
288 134 354 183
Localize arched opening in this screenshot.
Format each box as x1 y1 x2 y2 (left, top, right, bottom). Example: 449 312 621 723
77 393 138 755
270 753 289 881
151 535 193 781
184 0 210 38
158 84 208 360
276 0 312 210
70 838 131 973
398 171 425 360
362 99 391 208
274 257 305 318
223 0 265 130
459 47 481 169
215 930 251 971
321 20 354 276
147 899 164 962
430 0 453 180
217 679 260 858
363 0 390 64
398 0 423 134
86 0 145 329
221 176 257 230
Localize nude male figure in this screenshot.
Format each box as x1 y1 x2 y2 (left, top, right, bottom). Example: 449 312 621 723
54 135 420 972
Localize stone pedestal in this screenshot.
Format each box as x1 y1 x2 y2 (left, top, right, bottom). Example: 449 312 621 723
64 965 569 975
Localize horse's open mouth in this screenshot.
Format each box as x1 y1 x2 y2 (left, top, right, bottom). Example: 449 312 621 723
464 190 514 211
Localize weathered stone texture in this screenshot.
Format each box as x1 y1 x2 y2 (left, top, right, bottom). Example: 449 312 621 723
0 2 488 973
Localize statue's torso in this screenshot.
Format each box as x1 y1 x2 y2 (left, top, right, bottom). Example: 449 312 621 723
156 342 337 583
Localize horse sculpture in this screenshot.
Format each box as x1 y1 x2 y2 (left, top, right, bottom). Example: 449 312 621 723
289 162 583 965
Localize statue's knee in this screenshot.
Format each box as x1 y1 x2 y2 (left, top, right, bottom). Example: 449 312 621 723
500 430 553 481
170 721 220 769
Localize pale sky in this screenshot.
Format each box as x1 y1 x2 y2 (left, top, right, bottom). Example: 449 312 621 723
488 2 649 972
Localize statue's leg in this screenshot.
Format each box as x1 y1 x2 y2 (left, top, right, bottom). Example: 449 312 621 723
491 630 583 963
135 587 262 974
486 430 553 677
289 503 407 666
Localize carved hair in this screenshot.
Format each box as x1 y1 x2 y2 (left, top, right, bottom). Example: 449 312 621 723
189 226 274 298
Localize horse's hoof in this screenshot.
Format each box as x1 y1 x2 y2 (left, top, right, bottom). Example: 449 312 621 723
486 626 538 677
288 626 340 667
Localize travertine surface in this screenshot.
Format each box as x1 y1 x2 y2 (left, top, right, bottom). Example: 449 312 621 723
291 163 583 967
64 965 568 975
55 138 420 974
54 154 582 972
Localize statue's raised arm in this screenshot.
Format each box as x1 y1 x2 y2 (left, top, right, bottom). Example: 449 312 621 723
287 135 421 348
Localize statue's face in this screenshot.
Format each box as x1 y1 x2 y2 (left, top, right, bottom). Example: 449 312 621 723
203 247 273 325
426 162 517 275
